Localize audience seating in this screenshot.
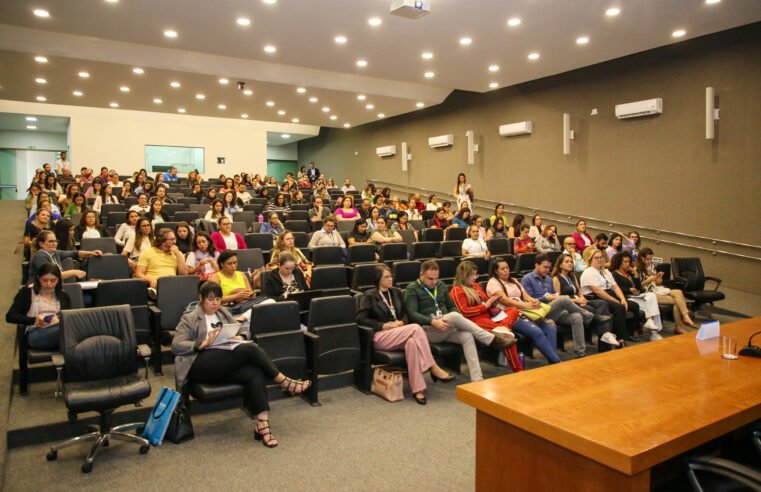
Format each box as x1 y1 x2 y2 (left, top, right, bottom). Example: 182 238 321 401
105 211 127 228
233 211 258 229
392 260 421 289
671 257 725 316
310 266 352 296
292 231 310 249
189 204 209 215
287 210 309 221
422 210 435 221
488 238 512 256
94 278 152 346
153 222 179 236
445 227 467 241
244 233 273 261
174 211 199 223
284 220 310 234
410 241 438 261
86 254 131 280
148 275 200 374
379 243 408 265
81 237 118 255
347 244 376 265
231 222 247 236
422 228 444 242
162 203 188 219
514 253 538 276
439 240 463 260
311 246 344 266
351 263 379 292
177 197 198 206
436 258 457 285
99 204 125 223
235 248 265 274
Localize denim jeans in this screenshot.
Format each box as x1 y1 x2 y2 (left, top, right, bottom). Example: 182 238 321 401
512 317 561 363
27 324 60 350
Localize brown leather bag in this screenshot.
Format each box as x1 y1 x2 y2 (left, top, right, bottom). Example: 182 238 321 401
370 367 404 402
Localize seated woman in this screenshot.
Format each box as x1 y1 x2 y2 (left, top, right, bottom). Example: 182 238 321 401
508 214 525 239
54 219 76 251
513 224 536 254
489 203 508 228
30 196 62 222
551 254 621 350
29 231 102 281
122 217 154 269
23 208 52 259
572 219 593 252
426 194 440 211
635 247 697 333
58 183 80 209
260 212 285 241
369 216 403 253
263 252 309 300
441 201 455 221
461 224 490 258
204 199 229 222
219 191 239 216
211 216 246 252
265 193 290 216
74 210 110 242
269 231 312 280
452 208 472 229
114 210 139 247
391 211 418 239
175 222 194 255
186 232 219 280
357 265 454 405
172 280 310 448
147 199 169 226
628 230 641 264
308 215 346 248
365 206 381 232
472 215 487 240
6 263 70 350
535 224 561 253
605 232 635 262
485 216 508 241
209 250 256 305
405 198 422 220
528 214 544 239
580 248 640 343
485 257 561 364
64 193 88 219
610 252 663 341
118 181 133 202
449 261 523 373
92 183 119 213
201 188 218 205
348 219 373 245
334 196 360 222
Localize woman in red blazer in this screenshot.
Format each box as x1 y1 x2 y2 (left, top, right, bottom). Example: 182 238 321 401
572 219 593 252
210 216 246 252
449 261 523 373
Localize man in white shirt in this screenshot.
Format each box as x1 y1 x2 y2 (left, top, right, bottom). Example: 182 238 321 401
236 183 253 204
129 193 151 214
55 151 71 175
307 215 346 248
341 178 356 194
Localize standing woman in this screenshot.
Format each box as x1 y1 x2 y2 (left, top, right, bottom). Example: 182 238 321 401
453 173 473 211
211 216 246 252
114 210 139 247
186 232 220 280
172 280 310 448
357 265 454 404
75 210 110 241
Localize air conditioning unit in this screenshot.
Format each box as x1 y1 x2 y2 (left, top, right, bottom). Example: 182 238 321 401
615 98 663 119
428 134 454 148
499 121 532 137
376 145 397 157
390 0 431 19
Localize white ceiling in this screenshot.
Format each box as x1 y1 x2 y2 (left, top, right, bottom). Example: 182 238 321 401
0 0 759 129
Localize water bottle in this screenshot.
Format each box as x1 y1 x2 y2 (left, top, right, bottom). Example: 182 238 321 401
518 352 525 370
257 213 263 223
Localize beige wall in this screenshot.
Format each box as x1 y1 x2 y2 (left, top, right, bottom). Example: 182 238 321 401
299 23 761 296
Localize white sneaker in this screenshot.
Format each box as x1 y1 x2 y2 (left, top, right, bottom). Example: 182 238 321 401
600 332 620 347
649 331 663 341
643 319 659 331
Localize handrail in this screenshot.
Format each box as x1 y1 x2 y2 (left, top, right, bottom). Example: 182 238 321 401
368 178 761 262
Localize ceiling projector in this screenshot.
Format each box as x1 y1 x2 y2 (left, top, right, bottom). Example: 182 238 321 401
390 0 431 19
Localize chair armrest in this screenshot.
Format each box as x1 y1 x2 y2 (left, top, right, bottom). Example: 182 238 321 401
137 344 151 379
704 276 722 290
303 331 320 406
51 354 65 367
148 305 163 375
686 456 761 489
662 278 687 290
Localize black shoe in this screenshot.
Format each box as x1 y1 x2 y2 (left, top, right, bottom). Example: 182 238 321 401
431 372 455 383
413 393 427 405
626 335 641 342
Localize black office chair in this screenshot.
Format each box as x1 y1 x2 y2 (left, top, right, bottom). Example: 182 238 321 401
392 260 421 289
177 197 199 206
671 257 726 316
46 305 152 473
422 210 435 221
149 275 200 374
86 254 131 280
162 203 188 219
174 211 200 224
231 222 248 236
351 263 380 292
292 231 310 249
105 211 127 228
311 246 344 266
436 258 458 285
153 221 179 236
233 211 258 229
284 220 311 234
81 237 118 255
287 210 309 221
311 265 351 295
380 243 408 265
438 240 463 260
445 227 467 241
99 204 126 223
515 253 538 276
410 241 438 261
685 456 761 491
236 248 265 274
488 238 512 256
422 228 444 242
244 233 274 262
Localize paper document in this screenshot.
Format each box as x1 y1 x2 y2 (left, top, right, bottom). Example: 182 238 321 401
490 310 507 322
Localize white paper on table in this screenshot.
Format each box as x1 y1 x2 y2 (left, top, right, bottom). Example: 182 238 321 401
491 310 507 322
696 320 720 340
78 280 100 290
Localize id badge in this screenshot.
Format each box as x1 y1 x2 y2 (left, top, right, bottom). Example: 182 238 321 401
435 309 443 317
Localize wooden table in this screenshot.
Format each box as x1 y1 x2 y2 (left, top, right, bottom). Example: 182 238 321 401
457 317 761 491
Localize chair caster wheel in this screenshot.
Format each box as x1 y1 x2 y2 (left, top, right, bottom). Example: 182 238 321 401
81 463 93 473
139 445 150 454
46 450 57 461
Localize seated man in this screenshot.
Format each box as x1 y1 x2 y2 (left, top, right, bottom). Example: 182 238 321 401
521 254 609 359
357 198 372 220
404 260 514 382
129 193 151 214
162 166 179 182
236 182 253 205
134 228 189 289
340 178 356 194
260 212 285 240
562 237 587 273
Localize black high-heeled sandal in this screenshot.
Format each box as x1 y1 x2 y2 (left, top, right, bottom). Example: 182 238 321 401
255 419 278 448
279 377 311 395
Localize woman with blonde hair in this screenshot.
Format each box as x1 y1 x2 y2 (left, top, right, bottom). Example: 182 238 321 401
269 230 312 279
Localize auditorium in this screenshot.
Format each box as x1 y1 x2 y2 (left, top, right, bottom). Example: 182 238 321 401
0 1 760 490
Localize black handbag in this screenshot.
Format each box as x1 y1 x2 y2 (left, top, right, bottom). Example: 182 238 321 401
165 397 194 444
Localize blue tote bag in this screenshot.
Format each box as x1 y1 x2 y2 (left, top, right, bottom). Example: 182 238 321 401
142 387 180 446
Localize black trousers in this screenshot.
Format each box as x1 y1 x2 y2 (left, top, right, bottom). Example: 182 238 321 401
189 343 280 415
587 292 640 348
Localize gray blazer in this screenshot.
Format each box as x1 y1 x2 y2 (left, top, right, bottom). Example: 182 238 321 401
171 306 250 390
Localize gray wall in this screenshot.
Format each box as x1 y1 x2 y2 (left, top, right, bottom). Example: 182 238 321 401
299 23 761 295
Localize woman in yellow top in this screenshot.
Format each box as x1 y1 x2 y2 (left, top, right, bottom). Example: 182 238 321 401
268 230 312 278
209 250 255 305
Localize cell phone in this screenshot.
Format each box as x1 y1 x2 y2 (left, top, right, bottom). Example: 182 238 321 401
43 314 55 323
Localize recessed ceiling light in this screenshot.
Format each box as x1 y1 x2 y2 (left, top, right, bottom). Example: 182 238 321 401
672 29 686 38
377 113 385 118
291 118 300 123
195 94 205 100
33 9 50 18
132 67 144 74
78 71 90 78
424 71 435 78
330 115 337 120
488 65 499 72
170 81 181 88
705 0 721 4
334 35 347 44
605 7 620 17
576 36 590 45
263 45 277 54
489 82 499 89
119 86 130 92
72 90 83 96
218 78 229 85
105 0 118 3
356 59 368 68
507 17 521 27
296 87 306 93
357 94 366 101
277 110 285 115
459 37 472 46
34 56 48 63
365 104 374 110
26 117 37 121
368 17 382 27
343 123 351 128
153 98 162 104
36 96 46 102
528 52 540 60
27 125 37 130
266 101 275 107
416 102 424 108
321 107 330 113
219 104 227 110
177 107 186 113
243 89 253 96
241 113 249 119
35 78 47 84
262 0 276 4
421 52 434 60
164 30 178 38
110 102 119 108
309 97 318 103
236 17 251 26
281 134 290 139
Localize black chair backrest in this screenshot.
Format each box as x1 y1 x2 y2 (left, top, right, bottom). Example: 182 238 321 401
287 210 309 221
422 228 444 242
123 197 137 207
100 203 126 221
655 263 671 281
233 211 258 228
174 211 200 223
81 237 118 255
60 305 137 382
62 283 84 309
347 244 376 265
307 295 357 329
351 263 380 291
311 265 349 290
462 257 488 275
489 254 517 273
488 238 511 256
156 276 201 330
546 251 562 267
106 211 128 228
515 253 538 274
244 233 274 251
290 204 310 212
671 257 706 291
411 241 438 260
292 232 309 249
251 301 301 335
95 278 148 307
284 220 310 234
439 240 462 258
445 227 467 241
422 210 435 221
154 221 179 236
163 203 188 218
311 246 344 266
178 197 199 206
436 258 457 281
380 243 407 263
87 254 131 280
231 222 248 236
236 248 265 272
392 260 421 288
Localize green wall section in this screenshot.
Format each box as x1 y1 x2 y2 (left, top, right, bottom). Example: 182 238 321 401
266 160 298 181
0 150 17 200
